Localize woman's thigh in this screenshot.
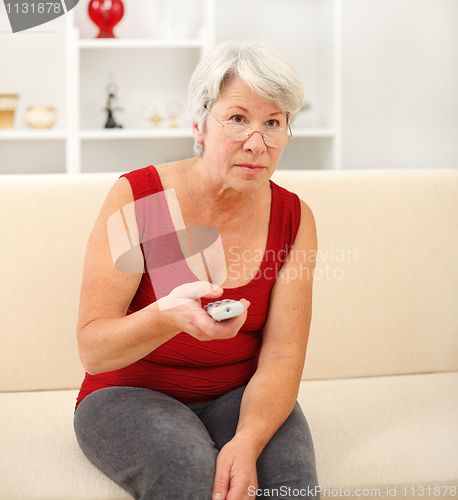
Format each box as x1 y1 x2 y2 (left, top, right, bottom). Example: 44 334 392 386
74 386 217 500
198 385 320 499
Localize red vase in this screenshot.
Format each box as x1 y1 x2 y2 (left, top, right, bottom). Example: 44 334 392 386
88 0 124 39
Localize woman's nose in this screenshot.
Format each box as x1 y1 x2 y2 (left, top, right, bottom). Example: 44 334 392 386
243 129 267 155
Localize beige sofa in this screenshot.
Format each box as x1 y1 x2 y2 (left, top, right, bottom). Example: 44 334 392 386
0 169 457 500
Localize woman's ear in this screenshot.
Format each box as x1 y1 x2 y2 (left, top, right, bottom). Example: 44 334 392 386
192 122 204 144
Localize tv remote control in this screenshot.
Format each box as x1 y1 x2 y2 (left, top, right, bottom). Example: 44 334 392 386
204 299 244 321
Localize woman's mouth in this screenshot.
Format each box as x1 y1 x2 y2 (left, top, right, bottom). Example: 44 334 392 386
237 164 265 175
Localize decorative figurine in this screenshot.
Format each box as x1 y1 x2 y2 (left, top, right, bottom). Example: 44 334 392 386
167 101 183 129
88 0 124 39
140 101 184 130
140 105 164 130
148 111 164 130
104 80 123 129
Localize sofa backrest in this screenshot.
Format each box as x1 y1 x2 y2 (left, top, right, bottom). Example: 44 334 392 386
274 169 458 380
0 173 118 392
1 169 457 392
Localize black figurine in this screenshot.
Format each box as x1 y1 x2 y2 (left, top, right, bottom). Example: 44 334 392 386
104 82 123 129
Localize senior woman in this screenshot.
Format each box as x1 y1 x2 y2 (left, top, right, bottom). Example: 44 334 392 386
74 40 318 500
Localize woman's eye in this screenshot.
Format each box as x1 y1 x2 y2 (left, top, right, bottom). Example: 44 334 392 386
266 119 280 128
230 115 245 124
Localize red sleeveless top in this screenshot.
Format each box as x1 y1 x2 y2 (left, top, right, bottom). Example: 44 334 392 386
76 165 301 408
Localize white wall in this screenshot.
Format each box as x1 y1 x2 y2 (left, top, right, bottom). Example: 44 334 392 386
341 0 458 169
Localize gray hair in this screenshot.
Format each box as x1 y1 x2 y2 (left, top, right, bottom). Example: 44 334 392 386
187 40 304 156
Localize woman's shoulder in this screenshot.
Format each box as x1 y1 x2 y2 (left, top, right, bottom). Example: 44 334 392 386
121 164 157 183
270 179 300 206
120 165 164 200
269 179 302 226
270 179 314 217
269 179 316 247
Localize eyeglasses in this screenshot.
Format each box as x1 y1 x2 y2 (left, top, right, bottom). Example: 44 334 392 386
204 105 292 148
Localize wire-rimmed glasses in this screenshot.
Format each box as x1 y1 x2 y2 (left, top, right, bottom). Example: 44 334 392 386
204 104 292 148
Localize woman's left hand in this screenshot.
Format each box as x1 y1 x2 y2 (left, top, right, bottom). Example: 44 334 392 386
212 435 258 500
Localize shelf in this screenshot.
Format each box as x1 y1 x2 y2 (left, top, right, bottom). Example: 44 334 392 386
0 130 67 141
0 128 332 142
80 128 194 140
291 128 335 138
78 38 203 50
79 128 333 141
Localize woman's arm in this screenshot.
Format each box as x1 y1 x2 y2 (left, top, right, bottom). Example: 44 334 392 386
235 200 316 449
76 177 174 374
212 200 317 500
77 177 249 375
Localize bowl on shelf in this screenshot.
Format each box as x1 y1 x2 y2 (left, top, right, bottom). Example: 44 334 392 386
0 94 19 129
26 106 56 129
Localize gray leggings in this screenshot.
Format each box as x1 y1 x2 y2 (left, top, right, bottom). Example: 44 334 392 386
74 385 319 499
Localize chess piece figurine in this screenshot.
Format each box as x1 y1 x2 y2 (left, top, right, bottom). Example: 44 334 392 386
104 82 123 129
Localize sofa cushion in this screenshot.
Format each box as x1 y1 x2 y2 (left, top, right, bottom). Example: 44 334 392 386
0 389 130 500
1 372 457 499
299 371 458 491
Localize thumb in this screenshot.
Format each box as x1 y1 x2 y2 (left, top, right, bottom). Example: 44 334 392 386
212 454 231 500
203 284 224 300
156 281 218 311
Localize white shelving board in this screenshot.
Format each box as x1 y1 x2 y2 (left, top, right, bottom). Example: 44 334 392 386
80 129 194 140
78 39 204 49
0 130 67 140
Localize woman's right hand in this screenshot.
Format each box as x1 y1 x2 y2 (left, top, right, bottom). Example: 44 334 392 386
155 281 250 342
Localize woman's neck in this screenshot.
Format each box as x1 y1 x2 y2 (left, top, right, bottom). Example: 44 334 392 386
183 156 266 224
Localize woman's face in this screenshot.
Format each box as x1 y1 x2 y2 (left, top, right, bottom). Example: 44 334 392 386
194 79 288 193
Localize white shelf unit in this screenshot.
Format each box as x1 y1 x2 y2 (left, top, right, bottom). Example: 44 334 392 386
76 42 204 173
0 0 341 174
0 10 68 174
